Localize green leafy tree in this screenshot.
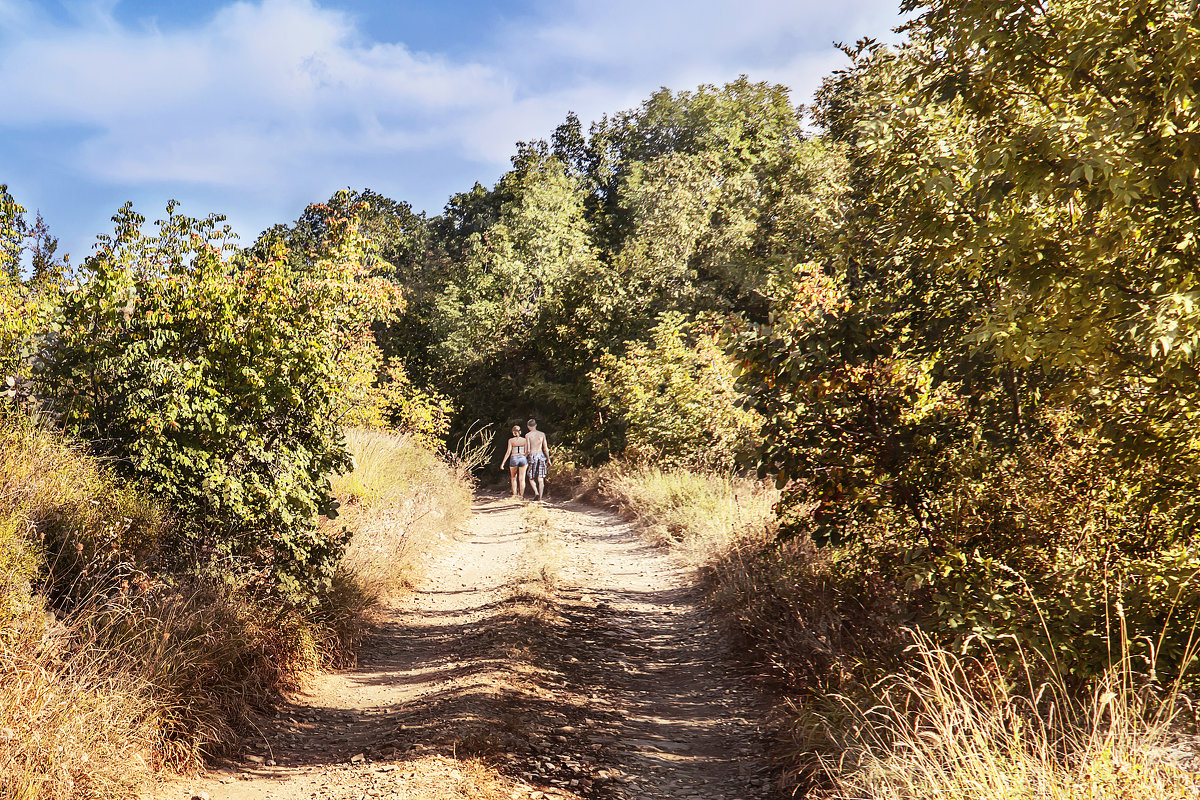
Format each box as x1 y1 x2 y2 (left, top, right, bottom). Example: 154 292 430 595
0 185 24 284
592 312 759 469
736 0 1200 681
30 201 400 600
842 0 1200 536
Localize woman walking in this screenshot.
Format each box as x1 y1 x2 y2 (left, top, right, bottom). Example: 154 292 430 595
499 424 529 499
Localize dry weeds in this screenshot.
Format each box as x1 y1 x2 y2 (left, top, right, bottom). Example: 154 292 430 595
333 427 473 600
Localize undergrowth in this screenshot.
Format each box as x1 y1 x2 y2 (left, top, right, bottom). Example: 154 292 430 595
331 427 473 601
561 461 777 560
594 459 1200 799
0 416 472 798
827 633 1200 800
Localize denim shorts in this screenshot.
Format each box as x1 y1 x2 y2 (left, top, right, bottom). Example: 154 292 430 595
508 454 528 468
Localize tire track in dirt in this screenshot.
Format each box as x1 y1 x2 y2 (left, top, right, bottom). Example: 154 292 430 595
536 501 775 800
154 493 776 800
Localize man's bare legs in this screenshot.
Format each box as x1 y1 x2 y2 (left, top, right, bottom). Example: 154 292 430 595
532 475 544 500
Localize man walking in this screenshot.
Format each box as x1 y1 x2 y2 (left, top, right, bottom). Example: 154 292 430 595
525 419 550 501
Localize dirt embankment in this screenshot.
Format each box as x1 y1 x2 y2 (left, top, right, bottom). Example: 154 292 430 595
155 493 777 800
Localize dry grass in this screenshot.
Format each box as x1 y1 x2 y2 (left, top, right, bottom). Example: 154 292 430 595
567 462 778 562
825 633 1200 800
702 525 1200 798
0 417 164 798
0 619 157 800
331 427 473 600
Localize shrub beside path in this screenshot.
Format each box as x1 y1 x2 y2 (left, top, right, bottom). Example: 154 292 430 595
155 493 775 800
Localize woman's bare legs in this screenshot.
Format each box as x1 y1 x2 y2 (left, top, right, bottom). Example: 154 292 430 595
509 466 520 497
518 464 529 498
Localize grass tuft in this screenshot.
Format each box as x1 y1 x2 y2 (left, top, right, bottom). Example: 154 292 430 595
826 632 1200 800
331 427 473 600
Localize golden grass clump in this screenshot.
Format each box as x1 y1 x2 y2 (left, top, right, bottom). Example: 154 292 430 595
0 619 157 800
579 462 778 560
0 417 163 798
826 633 1200 800
331 427 473 599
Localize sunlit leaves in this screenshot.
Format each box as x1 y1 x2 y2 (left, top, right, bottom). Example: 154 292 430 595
28 200 400 601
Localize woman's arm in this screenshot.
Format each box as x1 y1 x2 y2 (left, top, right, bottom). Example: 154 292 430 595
500 440 513 469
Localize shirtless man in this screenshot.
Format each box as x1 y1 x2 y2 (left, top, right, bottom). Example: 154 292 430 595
524 419 551 501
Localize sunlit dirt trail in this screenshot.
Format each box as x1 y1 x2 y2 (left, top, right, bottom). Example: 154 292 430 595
154 493 775 800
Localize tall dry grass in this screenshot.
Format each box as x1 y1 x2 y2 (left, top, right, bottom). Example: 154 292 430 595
331 427 473 599
825 632 1200 800
568 461 778 562
0 619 157 800
0 417 161 798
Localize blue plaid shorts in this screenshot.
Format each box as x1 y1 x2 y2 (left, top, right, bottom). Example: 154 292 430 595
528 453 547 479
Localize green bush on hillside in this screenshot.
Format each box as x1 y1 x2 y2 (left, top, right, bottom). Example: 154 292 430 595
24 201 400 600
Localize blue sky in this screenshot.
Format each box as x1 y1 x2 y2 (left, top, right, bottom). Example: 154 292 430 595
0 0 907 259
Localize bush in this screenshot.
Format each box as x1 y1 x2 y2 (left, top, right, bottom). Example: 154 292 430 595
591 312 759 469
700 488 1200 796
26 202 400 601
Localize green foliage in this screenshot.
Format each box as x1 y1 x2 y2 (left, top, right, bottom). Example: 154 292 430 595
28 201 400 600
0 184 24 284
344 360 455 450
840 0 1200 535
735 0 1200 686
592 312 758 469
365 77 847 462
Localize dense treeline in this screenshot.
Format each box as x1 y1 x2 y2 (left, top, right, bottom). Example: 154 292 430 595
735 0 1200 684
263 78 846 466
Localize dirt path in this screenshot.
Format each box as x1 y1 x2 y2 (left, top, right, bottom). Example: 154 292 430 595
156 494 776 800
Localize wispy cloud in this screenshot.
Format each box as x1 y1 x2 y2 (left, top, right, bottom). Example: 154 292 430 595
0 0 511 188
0 0 905 249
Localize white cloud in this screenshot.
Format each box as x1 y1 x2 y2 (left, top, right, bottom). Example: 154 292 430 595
0 0 511 187
0 0 905 249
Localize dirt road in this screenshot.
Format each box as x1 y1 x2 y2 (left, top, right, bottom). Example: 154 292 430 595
157 494 776 800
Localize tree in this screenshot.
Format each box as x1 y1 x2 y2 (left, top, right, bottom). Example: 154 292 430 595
0 185 24 284
848 0 1200 536
734 0 1200 679
592 312 759 469
31 201 400 600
